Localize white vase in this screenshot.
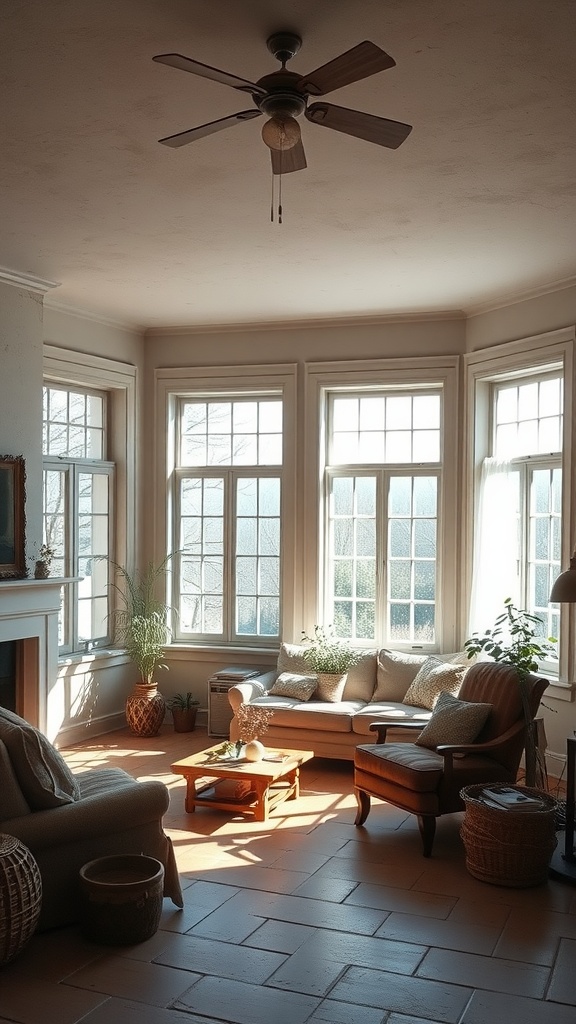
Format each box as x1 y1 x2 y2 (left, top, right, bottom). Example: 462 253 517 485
244 739 266 762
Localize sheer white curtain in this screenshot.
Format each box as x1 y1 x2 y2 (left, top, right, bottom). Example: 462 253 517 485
468 458 520 636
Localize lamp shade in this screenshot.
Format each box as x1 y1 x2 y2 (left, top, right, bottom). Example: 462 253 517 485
550 552 576 603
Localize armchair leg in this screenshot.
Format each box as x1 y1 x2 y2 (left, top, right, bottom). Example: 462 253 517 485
417 815 436 857
354 788 371 826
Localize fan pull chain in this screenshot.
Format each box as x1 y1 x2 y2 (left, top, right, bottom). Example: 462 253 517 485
270 151 284 224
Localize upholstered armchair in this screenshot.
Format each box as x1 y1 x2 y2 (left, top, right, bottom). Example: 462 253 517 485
353 662 548 856
0 707 183 930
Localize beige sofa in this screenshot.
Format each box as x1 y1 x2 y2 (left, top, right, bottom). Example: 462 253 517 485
228 643 470 760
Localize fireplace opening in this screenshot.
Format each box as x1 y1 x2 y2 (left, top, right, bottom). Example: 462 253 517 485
0 640 16 711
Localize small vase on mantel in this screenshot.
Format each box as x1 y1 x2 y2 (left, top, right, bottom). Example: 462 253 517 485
125 682 166 737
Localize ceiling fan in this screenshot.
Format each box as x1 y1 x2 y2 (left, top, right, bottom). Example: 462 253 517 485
153 33 412 174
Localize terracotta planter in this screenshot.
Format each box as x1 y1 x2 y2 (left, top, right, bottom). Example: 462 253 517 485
171 707 198 733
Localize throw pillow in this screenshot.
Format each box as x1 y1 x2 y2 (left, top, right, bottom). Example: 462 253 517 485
314 672 347 703
403 658 467 710
0 707 80 809
276 642 311 677
372 649 428 702
269 672 317 701
415 691 492 750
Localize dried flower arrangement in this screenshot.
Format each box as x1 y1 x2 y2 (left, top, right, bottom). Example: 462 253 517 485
235 703 274 744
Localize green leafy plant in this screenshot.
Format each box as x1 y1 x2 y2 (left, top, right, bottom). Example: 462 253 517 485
464 598 557 786
166 692 199 710
108 555 175 686
301 625 362 675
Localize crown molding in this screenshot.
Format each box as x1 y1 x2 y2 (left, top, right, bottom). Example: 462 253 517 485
465 275 576 318
0 266 59 294
144 309 466 338
43 299 143 335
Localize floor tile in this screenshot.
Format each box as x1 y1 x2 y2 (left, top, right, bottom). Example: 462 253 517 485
547 936 576 1004
296 926 426 974
344 881 457 918
310 999 386 1024
242 919 318 954
417 946 550 998
174 974 320 1024
375 910 500 954
462 988 576 1024
63 956 199 1007
152 931 286 982
81 997 204 1024
221 889 388 934
184 905 265 943
328 964 472 1022
289 874 360 903
265 946 346 996
0 978 106 1024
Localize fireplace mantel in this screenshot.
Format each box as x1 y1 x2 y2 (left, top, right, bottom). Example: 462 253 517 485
0 577 77 739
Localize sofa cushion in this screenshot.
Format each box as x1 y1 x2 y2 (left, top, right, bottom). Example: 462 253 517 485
247 695 357 733
0 708 80 809
269 672 317 700
415 692 492 750
372 649 427 702
341 650 377 702
355 742 444 792
403 659 467 710
352 701 432 736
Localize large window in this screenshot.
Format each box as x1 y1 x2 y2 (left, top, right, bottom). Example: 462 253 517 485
324 390 442 646
469 369 563 664
174 395 283 643
43 385 113 652
493 373 563 646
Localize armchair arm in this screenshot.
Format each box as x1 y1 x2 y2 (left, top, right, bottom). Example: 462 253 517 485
2 778 170 853
438 720 524 785
369 720 425 743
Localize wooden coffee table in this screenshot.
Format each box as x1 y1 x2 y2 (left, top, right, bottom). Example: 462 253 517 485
171 744 314 821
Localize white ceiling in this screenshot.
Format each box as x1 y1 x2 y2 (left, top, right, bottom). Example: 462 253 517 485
2 0 576 330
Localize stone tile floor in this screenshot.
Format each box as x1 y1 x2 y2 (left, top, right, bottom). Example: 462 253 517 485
1 726 575 1024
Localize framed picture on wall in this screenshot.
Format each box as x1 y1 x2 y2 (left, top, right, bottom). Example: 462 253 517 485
0 455 26 579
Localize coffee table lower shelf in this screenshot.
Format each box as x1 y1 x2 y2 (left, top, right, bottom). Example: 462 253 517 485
171 746 315 822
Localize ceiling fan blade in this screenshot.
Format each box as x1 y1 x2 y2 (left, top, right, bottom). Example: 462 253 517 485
153 53 267 98
158 110 261 148
306 102 412 149
296 41 396 96
270 140 307 175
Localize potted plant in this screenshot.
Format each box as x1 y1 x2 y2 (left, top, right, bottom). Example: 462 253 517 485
301 625 362 701
166 692 199 733
34 543 55 579
108 555 174 737
464 598 557 787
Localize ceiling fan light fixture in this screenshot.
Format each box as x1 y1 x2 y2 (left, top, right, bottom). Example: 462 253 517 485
261 115 301 151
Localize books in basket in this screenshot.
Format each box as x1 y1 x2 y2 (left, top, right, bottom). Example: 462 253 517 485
480 787 546 811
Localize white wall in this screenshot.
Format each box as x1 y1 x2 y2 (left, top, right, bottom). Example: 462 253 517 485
0 281 45 564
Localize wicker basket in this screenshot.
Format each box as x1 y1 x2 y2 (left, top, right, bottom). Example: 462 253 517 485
79 854 164 945
0 834 42 966
460 784 558 887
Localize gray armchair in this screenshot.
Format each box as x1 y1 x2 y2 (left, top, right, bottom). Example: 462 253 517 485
0 709 183 931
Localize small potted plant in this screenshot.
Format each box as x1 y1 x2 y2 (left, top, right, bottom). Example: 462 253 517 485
166 692 199 733
301 624 362 701
34 543 55 579
464 598 557 787
107 554 175 737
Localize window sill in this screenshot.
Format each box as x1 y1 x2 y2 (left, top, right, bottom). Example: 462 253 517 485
57 648 129 672
545 679 575 702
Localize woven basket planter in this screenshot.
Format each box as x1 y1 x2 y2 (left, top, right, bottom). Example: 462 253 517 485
79 854 164 945
125 683 166 737
0 834 42 966
460 784 558 887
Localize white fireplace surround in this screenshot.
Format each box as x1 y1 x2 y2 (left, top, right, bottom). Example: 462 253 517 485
0 577 67 740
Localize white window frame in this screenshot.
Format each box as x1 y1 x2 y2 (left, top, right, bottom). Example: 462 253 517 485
304 357 460 652
464 327 575 689
43 345 137 656
155 364 297 649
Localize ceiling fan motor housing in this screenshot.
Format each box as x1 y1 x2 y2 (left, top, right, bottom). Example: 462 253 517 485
256 71 307 119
